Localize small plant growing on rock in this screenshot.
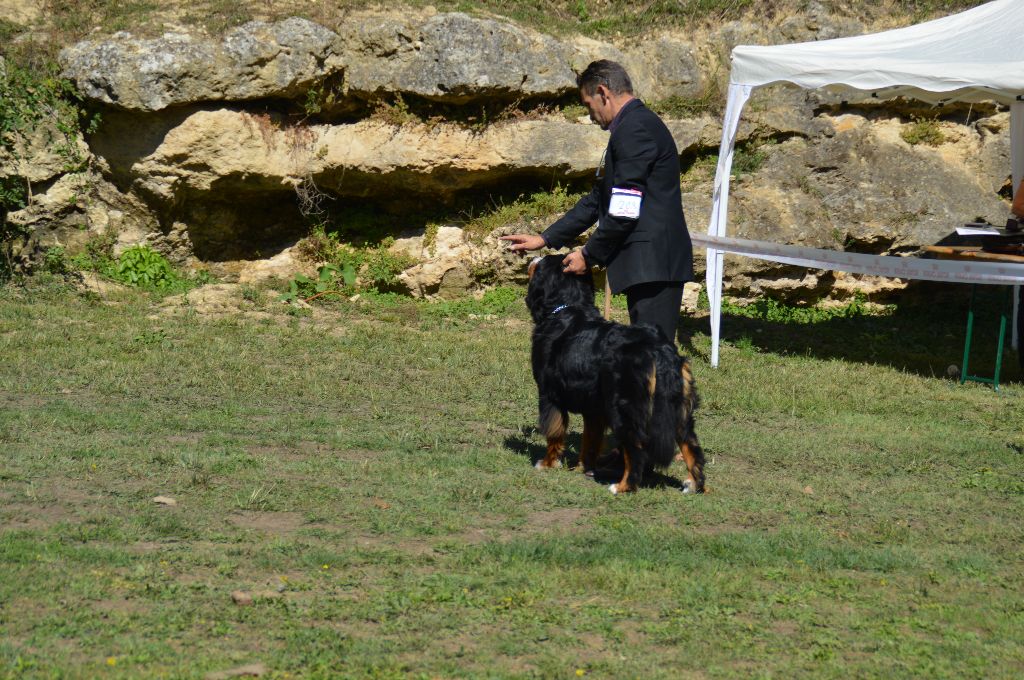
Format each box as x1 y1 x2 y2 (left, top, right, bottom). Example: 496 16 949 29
732 141 772 175
422 222 441 256
68 229 117 275
296 224 342 263
279 262 356 304
901 116 945 146
371 94 419 127
360 239 414 291
43 246 70 275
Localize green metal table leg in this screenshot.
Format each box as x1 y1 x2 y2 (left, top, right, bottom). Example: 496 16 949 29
992 287 1010 391
960 285 976 386
960 285 1011 391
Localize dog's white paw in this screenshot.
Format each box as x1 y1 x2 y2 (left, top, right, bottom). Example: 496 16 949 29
682 479 695 494
608 483 618 495
535 459 561 470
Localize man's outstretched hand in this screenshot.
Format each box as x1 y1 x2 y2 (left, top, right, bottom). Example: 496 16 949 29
500 234 546 252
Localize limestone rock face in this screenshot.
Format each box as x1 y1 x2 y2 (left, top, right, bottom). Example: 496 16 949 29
339 11 578 103
21 8 1016 303
98 109 722 198
0 118 90 185
691 111 1012 303
59 11 704 113
88 106 721 261
59 18 342 111
391 224 537 299
6 171 158 254
620 35 703 103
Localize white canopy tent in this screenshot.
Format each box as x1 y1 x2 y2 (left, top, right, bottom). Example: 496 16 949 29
703 0 1024 367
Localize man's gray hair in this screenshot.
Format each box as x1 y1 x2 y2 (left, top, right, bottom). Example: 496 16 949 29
576 60 634 96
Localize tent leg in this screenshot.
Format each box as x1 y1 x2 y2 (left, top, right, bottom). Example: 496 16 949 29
704 83 752 369
709 249 724 368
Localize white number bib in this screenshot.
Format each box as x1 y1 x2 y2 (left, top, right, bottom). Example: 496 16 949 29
608 187 643 219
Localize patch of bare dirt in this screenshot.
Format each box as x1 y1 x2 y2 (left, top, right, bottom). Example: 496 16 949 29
0 501 76 530
167 433 204 445
330 448 382 462
91 598 151 617
0 391 51 408
348 533 437 557
228 511 305 536
770 619 799 636
522 507 586 532
0 482 100 530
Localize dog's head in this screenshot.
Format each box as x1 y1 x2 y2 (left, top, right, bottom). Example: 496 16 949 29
525 254 595 323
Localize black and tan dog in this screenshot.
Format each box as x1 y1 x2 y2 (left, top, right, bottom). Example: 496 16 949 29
525 255 705 494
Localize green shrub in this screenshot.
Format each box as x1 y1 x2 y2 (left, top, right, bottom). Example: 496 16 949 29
283 236 414 304
360 239 414 291
560 103 587 121
296 224 343 263
650 93 721 118
0 176 27 213
43 246 69 275
111 245 178 289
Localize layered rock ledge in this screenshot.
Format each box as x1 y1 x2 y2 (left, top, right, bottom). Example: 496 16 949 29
2 7 1011 303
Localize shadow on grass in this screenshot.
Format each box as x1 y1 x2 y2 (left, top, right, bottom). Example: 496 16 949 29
503 428 689 491
680 282 1023 384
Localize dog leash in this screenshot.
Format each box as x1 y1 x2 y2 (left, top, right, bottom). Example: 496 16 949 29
604 276 611 320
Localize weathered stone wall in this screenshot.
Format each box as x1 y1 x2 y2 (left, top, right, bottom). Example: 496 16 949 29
2 6 1013 301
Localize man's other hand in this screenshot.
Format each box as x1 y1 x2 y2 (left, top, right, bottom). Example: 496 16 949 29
500 234 546 252
562 249 587 275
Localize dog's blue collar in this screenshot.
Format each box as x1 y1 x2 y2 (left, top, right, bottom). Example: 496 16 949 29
550 304 569 315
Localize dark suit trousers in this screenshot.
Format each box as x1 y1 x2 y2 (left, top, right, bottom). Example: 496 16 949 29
626 281 684 345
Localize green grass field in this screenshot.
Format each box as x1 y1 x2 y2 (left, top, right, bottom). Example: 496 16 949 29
1 278 1022 679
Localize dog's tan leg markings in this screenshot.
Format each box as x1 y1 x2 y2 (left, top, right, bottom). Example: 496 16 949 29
580 414 606 474
609 447 635 494
537 409 566 469
674 358 705 493
678 442 699 493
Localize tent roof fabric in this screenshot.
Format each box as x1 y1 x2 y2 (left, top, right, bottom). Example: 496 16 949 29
731 0 1024 105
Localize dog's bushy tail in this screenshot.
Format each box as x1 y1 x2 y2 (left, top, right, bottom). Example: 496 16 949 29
646 348 687 470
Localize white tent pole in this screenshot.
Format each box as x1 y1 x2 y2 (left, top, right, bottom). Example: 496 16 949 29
707 83 753 367
1010 101 1023 351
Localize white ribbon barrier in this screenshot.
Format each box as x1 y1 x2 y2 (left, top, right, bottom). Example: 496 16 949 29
691 234 1024 285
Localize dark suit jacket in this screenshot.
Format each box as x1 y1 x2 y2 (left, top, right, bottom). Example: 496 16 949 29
541 99 693 295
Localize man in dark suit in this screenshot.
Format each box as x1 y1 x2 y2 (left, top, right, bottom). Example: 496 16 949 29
502 60 693 344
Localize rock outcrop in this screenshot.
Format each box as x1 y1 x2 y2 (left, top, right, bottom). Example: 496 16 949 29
59 12 704 113
59 18 342 111
2 7 1012 303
